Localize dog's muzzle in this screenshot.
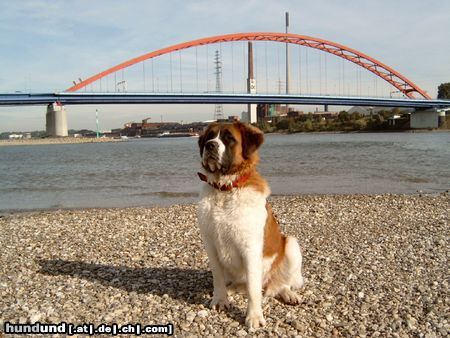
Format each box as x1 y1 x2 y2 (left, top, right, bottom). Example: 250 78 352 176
203 141 222 172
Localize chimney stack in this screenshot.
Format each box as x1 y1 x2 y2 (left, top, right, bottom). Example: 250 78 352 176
246 42 257 123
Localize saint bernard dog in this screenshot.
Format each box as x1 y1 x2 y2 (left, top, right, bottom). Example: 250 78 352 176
197 121 304 328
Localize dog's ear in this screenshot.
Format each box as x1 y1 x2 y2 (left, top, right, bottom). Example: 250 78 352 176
235 122 264 159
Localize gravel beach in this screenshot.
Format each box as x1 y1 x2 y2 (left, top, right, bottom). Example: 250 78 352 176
1 194 448 337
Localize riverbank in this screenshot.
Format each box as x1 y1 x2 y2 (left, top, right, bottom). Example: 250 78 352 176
0 137 122 147
1 194 448 337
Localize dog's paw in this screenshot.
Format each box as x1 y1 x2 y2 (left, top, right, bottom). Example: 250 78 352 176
291 275 305 290
278 288 302 305
245 311 266 329
210 297 230 311
226 281 247 295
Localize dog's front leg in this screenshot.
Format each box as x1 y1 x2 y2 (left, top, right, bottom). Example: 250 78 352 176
204 241 230 310
244 249 266 328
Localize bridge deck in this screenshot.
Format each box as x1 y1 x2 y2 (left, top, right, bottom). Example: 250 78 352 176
0 93 449 108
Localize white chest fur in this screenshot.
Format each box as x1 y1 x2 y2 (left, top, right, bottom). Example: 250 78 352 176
198 185 268 276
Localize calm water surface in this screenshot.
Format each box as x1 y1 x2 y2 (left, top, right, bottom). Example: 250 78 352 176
0 132 449 212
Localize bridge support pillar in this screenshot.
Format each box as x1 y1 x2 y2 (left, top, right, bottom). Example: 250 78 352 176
46 102 68 137
438 109 447 128
247 104 257 123
410 109 439 129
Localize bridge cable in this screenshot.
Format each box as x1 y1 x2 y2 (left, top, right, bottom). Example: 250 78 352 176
219 42 223 89
357 64 360 96
254 43 258 93
243 42 246 93
179 50 183 93
170 53 173 92
206 44 209 92
195 47 199 92
121 69 125 92
231 42 235 93
305 47 309 94
114 72 117 92
360 64 362 96
298 45 301 94
319 52 322 95
374 76 378 97
265 41 268 93
151 59 155 92
277 43 281 93
324 52 327 95
143 61 146 92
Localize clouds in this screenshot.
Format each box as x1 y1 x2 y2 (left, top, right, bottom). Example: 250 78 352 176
0 0 449 131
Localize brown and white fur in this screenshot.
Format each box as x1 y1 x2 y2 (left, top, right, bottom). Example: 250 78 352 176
197 121 304 329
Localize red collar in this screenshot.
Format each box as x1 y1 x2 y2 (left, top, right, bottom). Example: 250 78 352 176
197 172 251 192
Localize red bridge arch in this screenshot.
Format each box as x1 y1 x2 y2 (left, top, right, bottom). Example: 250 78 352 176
67 32 430 99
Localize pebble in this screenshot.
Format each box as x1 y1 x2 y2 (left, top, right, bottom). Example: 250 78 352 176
186 311 196 322
0 195 448 337
236 329 248 337
197 310 208 318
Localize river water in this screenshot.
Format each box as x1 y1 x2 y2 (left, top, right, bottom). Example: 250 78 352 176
0 132 449 212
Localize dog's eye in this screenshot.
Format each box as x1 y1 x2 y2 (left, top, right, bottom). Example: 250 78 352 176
206 131 215 141
223 133 235 144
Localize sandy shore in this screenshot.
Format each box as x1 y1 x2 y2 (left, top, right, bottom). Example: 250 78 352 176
0 137 122 147
0 194 448 337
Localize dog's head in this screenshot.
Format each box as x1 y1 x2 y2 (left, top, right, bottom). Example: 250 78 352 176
198 121 264 175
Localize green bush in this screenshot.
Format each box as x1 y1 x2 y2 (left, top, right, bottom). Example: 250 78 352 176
276 119 290 130
352 119 368 130
304 119 313 131
338 111 350 122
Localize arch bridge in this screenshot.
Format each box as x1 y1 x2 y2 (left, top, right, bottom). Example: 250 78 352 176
2 32 448 134
67 32 431 100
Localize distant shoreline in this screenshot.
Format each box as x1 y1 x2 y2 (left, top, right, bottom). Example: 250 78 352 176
0 137 123 147
2 129 448 146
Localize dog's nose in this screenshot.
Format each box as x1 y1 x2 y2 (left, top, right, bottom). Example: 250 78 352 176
206 141 218 152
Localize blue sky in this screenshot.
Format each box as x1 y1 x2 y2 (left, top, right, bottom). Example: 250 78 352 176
0 0 449 132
